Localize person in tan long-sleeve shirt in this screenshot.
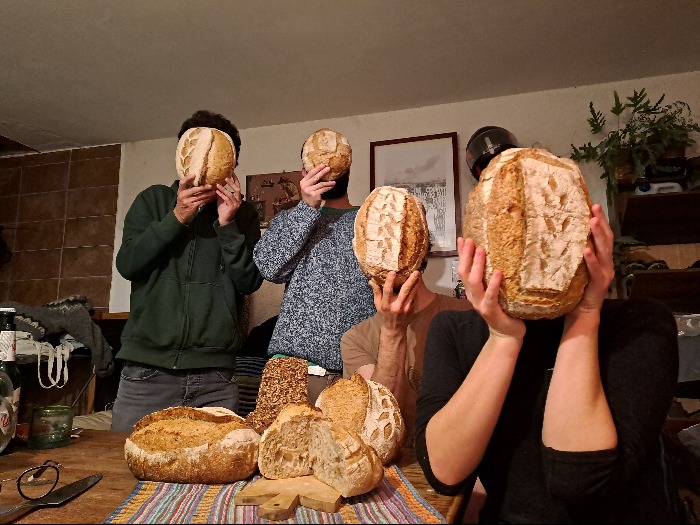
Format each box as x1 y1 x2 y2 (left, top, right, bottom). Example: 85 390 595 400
341 263 472 443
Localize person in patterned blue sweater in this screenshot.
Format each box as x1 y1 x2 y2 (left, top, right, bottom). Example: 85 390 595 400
253 149 376 403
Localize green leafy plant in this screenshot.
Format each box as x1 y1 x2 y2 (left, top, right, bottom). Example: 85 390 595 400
571 89 700 201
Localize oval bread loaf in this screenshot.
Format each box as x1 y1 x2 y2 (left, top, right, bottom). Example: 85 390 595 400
315 373 405 465
301 128 352 181
176 127 236 187
258 402 383 497
462 148 592 319
124 406 260 484
353 186 430 287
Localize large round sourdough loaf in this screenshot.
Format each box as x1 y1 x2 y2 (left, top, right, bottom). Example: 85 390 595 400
463 148 592 320
301 128 352 181
175 127 236 187
258 402 383 497
315 373 405 465
353 186 430 286
124 407 260 484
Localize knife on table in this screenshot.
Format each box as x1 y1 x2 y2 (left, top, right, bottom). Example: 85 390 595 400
0 473 102 524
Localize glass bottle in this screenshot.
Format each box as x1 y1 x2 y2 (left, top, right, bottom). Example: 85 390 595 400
0 307 22 438
0 370 16 454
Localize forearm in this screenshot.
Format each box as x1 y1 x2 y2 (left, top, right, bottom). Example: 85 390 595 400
542 311 617 452
371 328 409 408
425 334 521 485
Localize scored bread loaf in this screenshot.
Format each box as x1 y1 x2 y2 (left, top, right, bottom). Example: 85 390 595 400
176 127 236 187
353 186 430 287
301 128 352 181
463 148 592 319
315 373 405 464
258 402 383 497
124 406 260 484
244 357 308 435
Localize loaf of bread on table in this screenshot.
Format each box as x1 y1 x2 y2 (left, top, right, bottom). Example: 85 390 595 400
315 373 405 464
244 357 308 435
176 127 236 187
462 148 592 319
258 402 383 497
124 406 260 484
353 186 430 287
301 128 352 181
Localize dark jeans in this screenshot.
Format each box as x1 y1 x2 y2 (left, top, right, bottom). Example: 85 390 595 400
110 362 239 432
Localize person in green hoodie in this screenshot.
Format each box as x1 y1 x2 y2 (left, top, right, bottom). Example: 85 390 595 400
111 110 263 432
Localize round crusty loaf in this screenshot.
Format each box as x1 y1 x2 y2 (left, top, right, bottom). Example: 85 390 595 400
175 127 236 187
315 373 405 465
124 406 260 484
462 148 592 320
301 128 352 181
258 402 383 498
353 186 430 287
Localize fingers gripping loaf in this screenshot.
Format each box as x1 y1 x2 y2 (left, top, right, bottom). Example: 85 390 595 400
258 402 383 497
353 186 430 287
315 373 405 464
124 407 260 484
176 127 236 187
301 128 352 181
463 148 592 319
244 357 308 435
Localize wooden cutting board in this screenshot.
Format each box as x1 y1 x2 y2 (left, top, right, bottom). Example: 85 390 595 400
234 476 342 520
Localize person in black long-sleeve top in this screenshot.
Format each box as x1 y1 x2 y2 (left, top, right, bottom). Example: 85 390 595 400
415 204 683 523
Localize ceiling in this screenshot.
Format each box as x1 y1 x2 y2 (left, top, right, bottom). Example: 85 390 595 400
2 0 700 155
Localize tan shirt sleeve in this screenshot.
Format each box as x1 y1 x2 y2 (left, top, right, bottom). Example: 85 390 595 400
340 316 382 378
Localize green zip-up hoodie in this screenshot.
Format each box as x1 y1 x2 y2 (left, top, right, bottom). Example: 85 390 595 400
115 180 263 370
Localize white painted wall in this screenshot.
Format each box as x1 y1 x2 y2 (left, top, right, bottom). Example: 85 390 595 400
110 70 700 330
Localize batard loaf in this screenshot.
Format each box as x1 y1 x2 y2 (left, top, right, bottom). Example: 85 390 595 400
176 127 236 187
124 406 260 484
258 402 383 497
353 186 430 286
462 148 592 319
245 357 308 435
301 128 352 181
315 373 405 465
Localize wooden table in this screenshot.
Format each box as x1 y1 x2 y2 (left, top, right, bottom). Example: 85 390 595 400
0 430 465 523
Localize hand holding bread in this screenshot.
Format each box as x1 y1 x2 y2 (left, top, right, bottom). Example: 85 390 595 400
174 175 216 224
300 164 335 209
215 174 243 225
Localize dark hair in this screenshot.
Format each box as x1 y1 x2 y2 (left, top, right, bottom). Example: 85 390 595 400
320 171 350 200
419 240 432 272
178 110 241 166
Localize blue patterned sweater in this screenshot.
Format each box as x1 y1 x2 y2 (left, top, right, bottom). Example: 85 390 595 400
252 201 376 370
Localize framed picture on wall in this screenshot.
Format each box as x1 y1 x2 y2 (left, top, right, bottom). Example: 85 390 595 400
245 171 303 228
370 132 460 256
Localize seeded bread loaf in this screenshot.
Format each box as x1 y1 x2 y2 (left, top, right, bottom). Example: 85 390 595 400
124 407 260 484
301 128 352 181
353 186 430 286
176 127 236 187
258 402 383 497
462 148 592 319
244 357 308 435
315 373 405 464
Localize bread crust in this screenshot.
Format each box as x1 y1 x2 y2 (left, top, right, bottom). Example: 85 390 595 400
353 186 430 287
176 127 236 187
315 373 405 464
463 148 591 319
301 128 352 181
125 406 260 484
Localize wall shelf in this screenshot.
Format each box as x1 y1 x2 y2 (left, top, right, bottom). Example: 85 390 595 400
616 191 700 245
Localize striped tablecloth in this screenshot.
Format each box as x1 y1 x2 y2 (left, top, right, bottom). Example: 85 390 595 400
105 465 447 524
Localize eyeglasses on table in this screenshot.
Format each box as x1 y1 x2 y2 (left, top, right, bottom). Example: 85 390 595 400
0 460 63 500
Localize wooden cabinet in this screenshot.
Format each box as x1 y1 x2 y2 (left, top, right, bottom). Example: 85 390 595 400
615 191 700 313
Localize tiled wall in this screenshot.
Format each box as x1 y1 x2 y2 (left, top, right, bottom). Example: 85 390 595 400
0 144 120 312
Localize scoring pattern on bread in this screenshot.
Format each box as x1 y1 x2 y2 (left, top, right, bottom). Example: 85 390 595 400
176 127 236 187
301 128 352 181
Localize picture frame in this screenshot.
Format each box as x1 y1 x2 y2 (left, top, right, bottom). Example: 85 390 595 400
245 171 303 228
370 132 460 256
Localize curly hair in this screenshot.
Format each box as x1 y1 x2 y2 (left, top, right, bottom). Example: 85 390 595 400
178 110 241 165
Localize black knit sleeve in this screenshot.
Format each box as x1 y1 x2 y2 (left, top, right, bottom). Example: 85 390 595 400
542 297 679 500
415 310 488 496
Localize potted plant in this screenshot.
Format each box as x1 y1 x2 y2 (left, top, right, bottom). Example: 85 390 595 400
570 89 700 201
